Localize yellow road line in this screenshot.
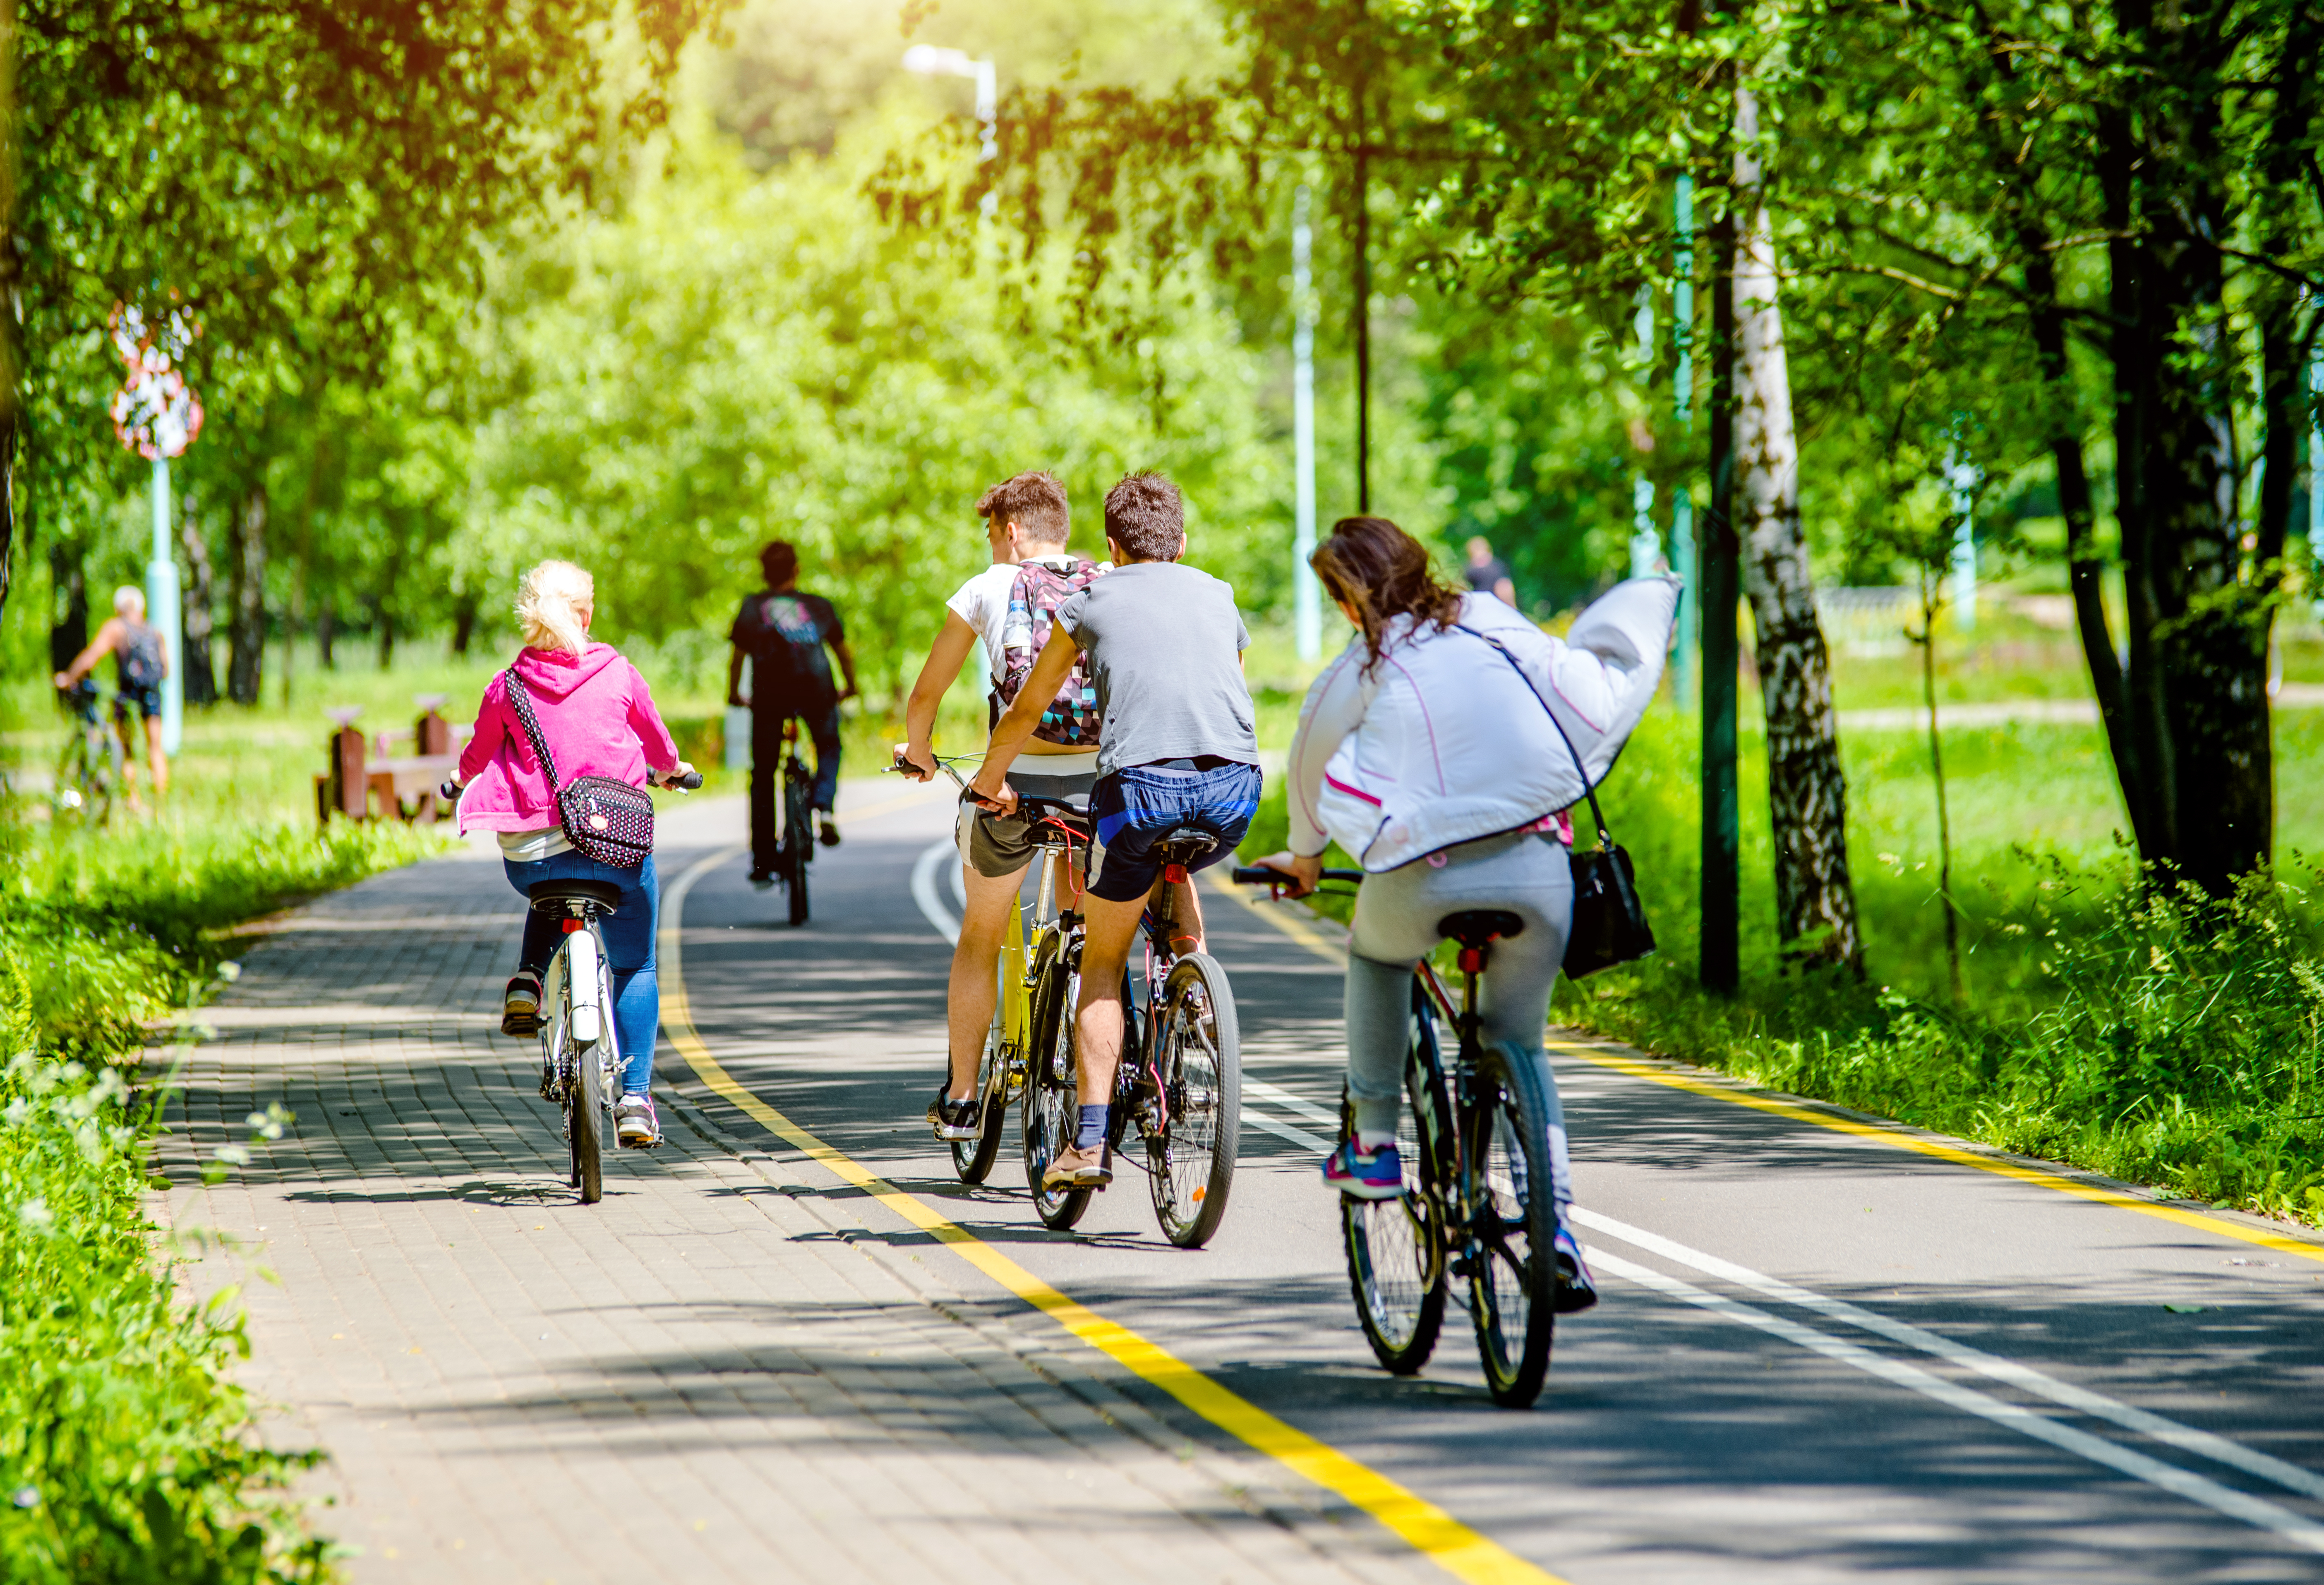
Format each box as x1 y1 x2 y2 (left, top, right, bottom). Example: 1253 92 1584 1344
658 845 1569 1585
1216 876 2324 1268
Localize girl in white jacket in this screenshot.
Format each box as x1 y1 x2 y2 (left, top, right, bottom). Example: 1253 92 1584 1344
1251 517 1677 1309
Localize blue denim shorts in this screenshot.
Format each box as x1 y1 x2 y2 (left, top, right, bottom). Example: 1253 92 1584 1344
1087 759 1263 903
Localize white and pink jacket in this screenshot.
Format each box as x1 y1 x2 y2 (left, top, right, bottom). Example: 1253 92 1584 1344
1286 580 1679 872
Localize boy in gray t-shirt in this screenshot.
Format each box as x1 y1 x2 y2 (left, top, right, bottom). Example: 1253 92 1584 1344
969 472 1262 1190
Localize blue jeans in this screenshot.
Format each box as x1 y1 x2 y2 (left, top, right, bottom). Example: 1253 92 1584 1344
1087 760 1263 903
505 850 659 1096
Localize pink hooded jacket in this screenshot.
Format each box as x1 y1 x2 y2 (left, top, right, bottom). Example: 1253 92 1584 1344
455 643 681 834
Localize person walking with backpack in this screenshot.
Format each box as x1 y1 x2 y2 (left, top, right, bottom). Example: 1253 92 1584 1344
895 471 1108 1139
446 560 695 1149
728 540 860 884
54 586 172 812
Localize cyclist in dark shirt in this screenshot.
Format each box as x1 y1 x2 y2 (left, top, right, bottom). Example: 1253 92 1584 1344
1464 536 1516 606
53 585 171 811
727 540 859 881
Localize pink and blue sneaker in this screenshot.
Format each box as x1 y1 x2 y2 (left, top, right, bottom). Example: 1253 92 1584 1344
1321 1140 1404 1200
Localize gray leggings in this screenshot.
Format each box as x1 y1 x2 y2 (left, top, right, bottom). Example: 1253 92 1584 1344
1345 830 1575 1207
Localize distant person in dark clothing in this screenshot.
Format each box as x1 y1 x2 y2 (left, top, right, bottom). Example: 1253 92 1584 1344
1465 536 1516 607
728 541 859 882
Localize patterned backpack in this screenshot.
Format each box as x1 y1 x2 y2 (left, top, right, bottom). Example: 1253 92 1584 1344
995 557 1106 746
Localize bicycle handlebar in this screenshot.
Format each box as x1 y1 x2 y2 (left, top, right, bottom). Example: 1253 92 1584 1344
1232 864 1365 887
661 770 704 792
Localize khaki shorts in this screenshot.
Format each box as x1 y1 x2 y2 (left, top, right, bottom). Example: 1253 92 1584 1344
954 756 1099 879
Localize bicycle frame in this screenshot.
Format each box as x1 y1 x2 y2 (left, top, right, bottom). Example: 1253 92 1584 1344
540 916 620 1094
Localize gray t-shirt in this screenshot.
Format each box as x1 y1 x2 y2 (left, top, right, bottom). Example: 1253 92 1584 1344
1055 561 1258 777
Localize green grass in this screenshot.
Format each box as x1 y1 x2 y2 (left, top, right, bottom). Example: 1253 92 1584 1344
0 803 430 1583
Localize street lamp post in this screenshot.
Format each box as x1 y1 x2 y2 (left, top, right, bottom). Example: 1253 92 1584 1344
902 45 998 218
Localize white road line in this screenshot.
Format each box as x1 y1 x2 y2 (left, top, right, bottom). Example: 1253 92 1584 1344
1244 1076 1340 1128
1574 1207 2324 1506
910 837 960 944
1590 1247 2324 1555
1245 1109 1334 1152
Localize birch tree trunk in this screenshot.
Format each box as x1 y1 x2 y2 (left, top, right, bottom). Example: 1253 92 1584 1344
1731 85 1862 970
228 485 268 706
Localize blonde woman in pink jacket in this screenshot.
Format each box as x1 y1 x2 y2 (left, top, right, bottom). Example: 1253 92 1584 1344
449 560 693 1148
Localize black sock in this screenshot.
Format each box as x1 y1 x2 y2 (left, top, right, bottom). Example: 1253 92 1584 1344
1076 1104 1108 1149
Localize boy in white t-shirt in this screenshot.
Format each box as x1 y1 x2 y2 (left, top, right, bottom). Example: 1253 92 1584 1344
895 471 1107 1140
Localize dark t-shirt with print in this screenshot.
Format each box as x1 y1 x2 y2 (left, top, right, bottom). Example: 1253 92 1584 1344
731 590 843 716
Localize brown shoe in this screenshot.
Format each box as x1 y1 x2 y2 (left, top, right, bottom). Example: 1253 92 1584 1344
1042 1142 1112 1189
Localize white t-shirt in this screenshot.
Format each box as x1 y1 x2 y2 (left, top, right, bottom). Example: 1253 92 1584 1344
498 825 571 862
943 555 1102 685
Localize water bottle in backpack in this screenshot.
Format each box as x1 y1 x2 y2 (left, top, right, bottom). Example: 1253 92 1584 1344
993 557 1106 745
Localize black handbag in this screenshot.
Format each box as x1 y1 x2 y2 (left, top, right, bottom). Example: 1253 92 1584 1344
504 669 655 869
1455 626 1657 978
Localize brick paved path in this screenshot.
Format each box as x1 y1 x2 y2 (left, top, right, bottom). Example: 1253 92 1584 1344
158 812 1438 1585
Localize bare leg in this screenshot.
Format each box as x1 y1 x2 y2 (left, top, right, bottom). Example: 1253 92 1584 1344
115 717 144 812
946 865 1027 1101
1073 892 1147 1107
144 717 169 801
1164 875 1206 955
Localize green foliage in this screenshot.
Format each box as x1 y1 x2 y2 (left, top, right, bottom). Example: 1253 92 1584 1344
449 105 1290 697
0 805 426 1582
0 1039 333 1585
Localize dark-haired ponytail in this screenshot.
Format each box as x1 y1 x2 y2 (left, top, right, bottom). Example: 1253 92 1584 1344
1310 516 1466 669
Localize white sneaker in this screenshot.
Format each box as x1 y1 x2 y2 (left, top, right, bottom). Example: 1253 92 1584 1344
615 1094 661 1149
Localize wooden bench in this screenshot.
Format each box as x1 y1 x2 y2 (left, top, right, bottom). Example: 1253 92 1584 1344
315 703 470 826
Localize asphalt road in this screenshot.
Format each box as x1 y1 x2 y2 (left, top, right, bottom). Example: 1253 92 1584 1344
667 783 2324 1584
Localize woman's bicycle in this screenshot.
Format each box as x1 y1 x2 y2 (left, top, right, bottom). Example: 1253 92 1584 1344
53 680 123 826
448 770 701 1206
1235 865 1564 1408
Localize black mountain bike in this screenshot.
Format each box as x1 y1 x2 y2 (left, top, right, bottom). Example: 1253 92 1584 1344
1026 799 1241 1247
1235 867 1564 1408
772 718 815 927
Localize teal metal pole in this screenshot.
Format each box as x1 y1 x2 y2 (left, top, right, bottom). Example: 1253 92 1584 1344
149 456 183 755
1672 173 1696 706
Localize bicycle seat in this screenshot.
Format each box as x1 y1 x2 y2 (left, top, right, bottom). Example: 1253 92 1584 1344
1155 827 1220 860
1437 910 1525 949
528 879 624 915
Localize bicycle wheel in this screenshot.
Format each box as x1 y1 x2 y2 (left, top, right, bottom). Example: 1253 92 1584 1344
782 760 812 927
1021 945 1090 1231
950 1014 1007 1184
1341 990 1450 1374
1464 1042 1559 1407
1145 952 1240 1248
568 971 606 1205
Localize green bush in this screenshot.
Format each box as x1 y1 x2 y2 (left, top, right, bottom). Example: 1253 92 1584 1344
0 808 430 1583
